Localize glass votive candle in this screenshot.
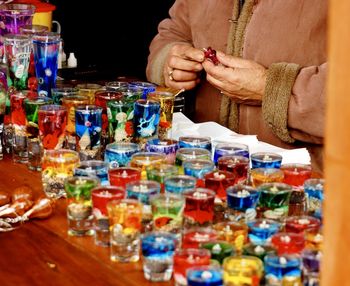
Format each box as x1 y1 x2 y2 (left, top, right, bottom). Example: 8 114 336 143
150 193 185 235
200 241 235 265
288 190 307 216
76 83 103 104
304 178 324 220
223 256 264 286
91 186 125 246
173 248 211 286
213 142 249 165
212 221 248 253
226 184 260 222
184 188 215 227
247 219 281 246
108 167 141 190
285 216 321 234
74 160 109 186
41 149 80 199
250 168 284 188
280 163 312 187
129 81 156 99
107 199 142 262
251 152 283 169
302 249 321 286
145 138 179 164
186 265 223 286
243 243 276 261
204 170 235 201
264 254 302 285
146 164 179 192
51 87 79 105
129 151 166 179
175 148 211 174
179 136 212 152
105 81 129 91
217 155 249 185
304 228 323 251
141 231 177 282
271 232 305 255
184 159 215 187
256 183 292 221
164 175 197 195
182 227 218 249
65 176 100 236
104 142 140 167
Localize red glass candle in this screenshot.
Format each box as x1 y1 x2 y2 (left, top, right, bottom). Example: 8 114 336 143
217 155 249 185
204 170 235 200
108 167 141 190
271 232 305 255
182 228 218 249
10 92 27 126
280 164 312 187
91 186 125 217
285 216 321 234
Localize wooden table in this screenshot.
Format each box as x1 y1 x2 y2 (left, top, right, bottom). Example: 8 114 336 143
0 155 172 286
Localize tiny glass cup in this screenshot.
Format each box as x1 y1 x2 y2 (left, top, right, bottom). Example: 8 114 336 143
304 178 324 220
129 151 166 179
145 138 179 164
200 241 235 265
129 81 156 99
183 159 215 187
213 142 249 165
243 243 276 261
251 152 283 169
74 160 109 186
175 147 212 172
186 265 223 286
280 163 312 187
217 155 249 185
182 227 218 249
108 167 141 190
76 83 103 104
51 87 79 105
250 168 284 187
104 142 140 167
247 219 281 246
302 249 321 286
179 136 212 152
285 215 321 234
146 164 179 192
164 175 197 195
204 170 236 201
271 232 305 255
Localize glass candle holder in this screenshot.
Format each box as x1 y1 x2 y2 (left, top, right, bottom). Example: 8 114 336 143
184 159 215 188
247 219 281 246
213 221 248 253
105 81 129 91
107 199 142 262
243 243 276 261
213 142 249 165
179 136 212 152
42 149 80 199
104 142 140 167
226 184 260 222
182 227 218 249
250 168 284 187
288 190 307 217
256 183 292 221
264 254 302 285
108 167 141 190
175 148 211 173
271 232 305 255
217 155 249 185
304 228 323 251
204 170 236 201
51 87 79 105
91 186 125 247
65 176 100 236
150 193 185 235
146 164 179 192
200 241 235 265
129 151 166 179
129 81 156 99
251 152 283 169
285 215 321 234
184 188 215 227
186 265 223 286
75 105 103 160
174 248 211 286
223 256 264 286
76 83 103 104
280 164 312 187
302 249 321 286
304 178 324 220
141 231 177 282
164 175 197 195
145 138 179 164
74 160 109 186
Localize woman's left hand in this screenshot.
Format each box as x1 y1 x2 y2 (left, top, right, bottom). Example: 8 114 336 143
202 51 267 105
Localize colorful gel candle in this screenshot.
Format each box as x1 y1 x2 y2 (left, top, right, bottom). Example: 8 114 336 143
204 170 235 201
217 155 249 185
25 96 53 135
74 160 109 186
301 249 322 286
200 241 235 264
187 265 223 286
108 167 141 190
184 188 215 227
264 254 302 285
226 184 260 222
104 142 140 167
285 216 321 233
129 81 156 99
145 138 179 164
164 175 197 195
175 148 211 173
213 142 249 165
247 219 281 245
51 87 79 105
146 164 179 192
250 168 284 187
256 183 292 220
76 83 103 104
182 227 218 249
105 81 129 91
304 178 324 220
280 164 312 187
179 136 212 152
213 221 248 253
271 232 306 255
184 159 215 187
304 228 323 251
251 152 283 169
243 243 276 261
129 151 166 179
288 190 307 216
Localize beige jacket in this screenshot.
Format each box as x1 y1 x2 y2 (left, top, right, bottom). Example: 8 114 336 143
146 0 327 172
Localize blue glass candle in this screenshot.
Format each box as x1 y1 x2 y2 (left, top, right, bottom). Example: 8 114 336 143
145 138 179 164
164 175 197 195
179 136 212 152
226 185 260 222
129 81 156 99
184 159 215 187
304 178 324 220
247 219 280 245
175 148 212 174
264 254 302 285
213 143 249 165
141 231 177 282
126 180 161 205
74 160 109 186
251 152 283 169
187 265 223 286
104 142 140 167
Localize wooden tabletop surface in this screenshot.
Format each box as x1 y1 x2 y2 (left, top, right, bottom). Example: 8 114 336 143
0 155 172 286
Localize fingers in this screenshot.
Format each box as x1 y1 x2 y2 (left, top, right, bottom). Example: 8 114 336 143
168 55 203 72
171 44 205 63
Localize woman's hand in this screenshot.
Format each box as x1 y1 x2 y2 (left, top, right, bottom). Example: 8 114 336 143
164 44 204 90
202 51 267 105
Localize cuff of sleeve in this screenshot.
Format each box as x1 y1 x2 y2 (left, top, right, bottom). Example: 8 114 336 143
262 62 301 143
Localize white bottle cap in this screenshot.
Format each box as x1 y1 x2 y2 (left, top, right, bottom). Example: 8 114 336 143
67 52 77 68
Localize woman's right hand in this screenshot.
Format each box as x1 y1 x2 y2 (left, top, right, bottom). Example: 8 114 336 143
164 44 204 90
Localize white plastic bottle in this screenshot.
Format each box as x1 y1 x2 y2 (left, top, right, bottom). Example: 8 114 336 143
67 53 77 68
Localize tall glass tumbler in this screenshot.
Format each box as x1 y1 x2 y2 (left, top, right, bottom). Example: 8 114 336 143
32 32 60 97
4 34 31 91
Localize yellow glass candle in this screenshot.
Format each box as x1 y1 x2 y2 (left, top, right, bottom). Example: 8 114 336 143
129 152 166 179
